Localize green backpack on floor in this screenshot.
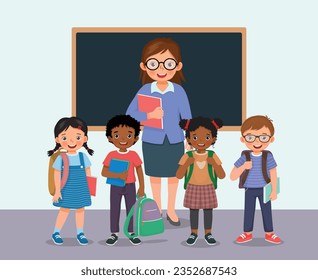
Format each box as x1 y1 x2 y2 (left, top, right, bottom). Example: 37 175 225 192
183 150 218 189
124 194 164 239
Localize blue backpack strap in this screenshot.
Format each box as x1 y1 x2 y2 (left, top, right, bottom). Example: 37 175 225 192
184 151 194 189
207 150 218 189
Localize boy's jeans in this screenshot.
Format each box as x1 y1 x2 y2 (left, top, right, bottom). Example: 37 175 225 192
244 188 273 233
110 183 136 233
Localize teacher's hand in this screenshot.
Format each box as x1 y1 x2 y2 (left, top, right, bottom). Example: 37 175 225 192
147 107 164 119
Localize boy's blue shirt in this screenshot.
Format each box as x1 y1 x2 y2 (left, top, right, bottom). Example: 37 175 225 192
234 151 277 188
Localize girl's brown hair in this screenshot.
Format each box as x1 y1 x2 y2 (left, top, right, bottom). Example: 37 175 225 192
140 38 185 85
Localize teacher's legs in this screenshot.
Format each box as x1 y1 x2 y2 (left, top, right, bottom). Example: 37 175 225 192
150 176 179 224
150 176 162 213
167 177 179 223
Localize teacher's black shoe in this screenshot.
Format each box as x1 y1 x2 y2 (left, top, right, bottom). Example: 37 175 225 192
167 214 181 226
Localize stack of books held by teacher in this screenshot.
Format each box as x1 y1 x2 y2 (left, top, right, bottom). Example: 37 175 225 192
106 158 130 187
137 94 163 129
263 177 280 203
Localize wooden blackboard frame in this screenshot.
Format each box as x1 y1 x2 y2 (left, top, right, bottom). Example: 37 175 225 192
72 27 246 131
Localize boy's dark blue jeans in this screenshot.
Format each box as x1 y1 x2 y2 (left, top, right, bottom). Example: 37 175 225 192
244 188 273 233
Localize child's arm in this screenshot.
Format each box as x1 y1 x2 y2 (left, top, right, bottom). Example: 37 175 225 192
230 161 252 181
176 156 195 179
53 169 62 202
85 167 91 176
135 165 145 198
101 166 128 181
207 156 226 179
269 167 278 201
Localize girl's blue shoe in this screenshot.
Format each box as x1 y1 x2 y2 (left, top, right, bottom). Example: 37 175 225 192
52 232 63 245
77 233 88 245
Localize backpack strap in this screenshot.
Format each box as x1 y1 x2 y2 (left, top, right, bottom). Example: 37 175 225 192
207 150 218 189
183 151 194 189
60 153 69 190
262 150 271 183
124 200 136 239
239 150 251 188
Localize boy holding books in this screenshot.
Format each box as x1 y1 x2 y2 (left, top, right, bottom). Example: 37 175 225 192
101 115 145 246
230 115 282 244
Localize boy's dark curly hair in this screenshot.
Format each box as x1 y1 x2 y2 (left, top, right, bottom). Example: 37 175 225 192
106 115 141 137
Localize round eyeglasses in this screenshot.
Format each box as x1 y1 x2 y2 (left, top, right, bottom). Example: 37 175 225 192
145 58 178 70
243 134 272 143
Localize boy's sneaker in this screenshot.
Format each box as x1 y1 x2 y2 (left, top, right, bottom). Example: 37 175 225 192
77 233 89 245
204 233 216 245
106 234 118 246
236 233 253 243
265 233 282 244
186 233 198 246
52 232 63 245
129 234 142 245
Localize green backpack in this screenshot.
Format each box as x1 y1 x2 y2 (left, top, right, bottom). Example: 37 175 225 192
183 150 218 189
124 194 164 239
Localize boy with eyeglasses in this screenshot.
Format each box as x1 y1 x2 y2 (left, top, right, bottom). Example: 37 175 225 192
230 115 282 244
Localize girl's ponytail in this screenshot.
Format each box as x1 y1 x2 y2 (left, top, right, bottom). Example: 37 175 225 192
83 142 94 156
179 119 191 130
47 143 61 157
211 118 223 130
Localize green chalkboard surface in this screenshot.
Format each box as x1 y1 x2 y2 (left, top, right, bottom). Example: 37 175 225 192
72 28 246 130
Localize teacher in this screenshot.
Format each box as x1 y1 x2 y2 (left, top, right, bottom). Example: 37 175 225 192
126 38 192 226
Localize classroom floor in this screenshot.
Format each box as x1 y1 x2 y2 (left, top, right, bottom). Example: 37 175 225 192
1 209 317 260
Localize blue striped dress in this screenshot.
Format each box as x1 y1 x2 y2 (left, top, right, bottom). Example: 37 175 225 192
53 152 91 209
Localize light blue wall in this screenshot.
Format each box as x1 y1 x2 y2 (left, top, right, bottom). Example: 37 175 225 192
1 0 317 209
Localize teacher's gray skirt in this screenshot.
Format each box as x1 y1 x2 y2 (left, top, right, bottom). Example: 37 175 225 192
142 136 184 177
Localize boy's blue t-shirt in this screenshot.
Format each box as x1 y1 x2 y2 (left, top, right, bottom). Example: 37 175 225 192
53 152 91 170
234 152 277 188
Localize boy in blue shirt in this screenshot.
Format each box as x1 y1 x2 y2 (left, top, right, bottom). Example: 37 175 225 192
230 115 282 244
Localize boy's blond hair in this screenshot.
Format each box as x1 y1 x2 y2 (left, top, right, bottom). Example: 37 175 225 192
241 115 275 136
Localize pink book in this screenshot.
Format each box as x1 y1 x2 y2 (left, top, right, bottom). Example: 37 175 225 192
86 176 97 196
137 94 163 129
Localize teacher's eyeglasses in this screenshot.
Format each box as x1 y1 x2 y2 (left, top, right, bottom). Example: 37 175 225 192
243 134 272 143
145 58 178 70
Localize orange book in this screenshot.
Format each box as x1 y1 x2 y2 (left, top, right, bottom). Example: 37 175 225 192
137 94 163 129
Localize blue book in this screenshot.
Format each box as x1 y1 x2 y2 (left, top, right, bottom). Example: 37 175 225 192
106 158 130 187
263 177 280 203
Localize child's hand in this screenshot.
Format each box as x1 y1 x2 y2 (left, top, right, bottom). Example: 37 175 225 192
118 171 128 181
148 107 164 119
185 156 195 166
52 191 62 203
207 157 217 166
270 191 277 201
243 161 252 170
137 188 145 198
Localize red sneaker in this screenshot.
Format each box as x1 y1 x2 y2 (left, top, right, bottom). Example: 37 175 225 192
265 233 282 244
236 233 252 243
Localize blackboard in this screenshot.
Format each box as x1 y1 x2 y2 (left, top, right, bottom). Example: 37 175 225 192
72 28 246 131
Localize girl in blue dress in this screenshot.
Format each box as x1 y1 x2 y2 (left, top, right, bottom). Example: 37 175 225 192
47 117 94 245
